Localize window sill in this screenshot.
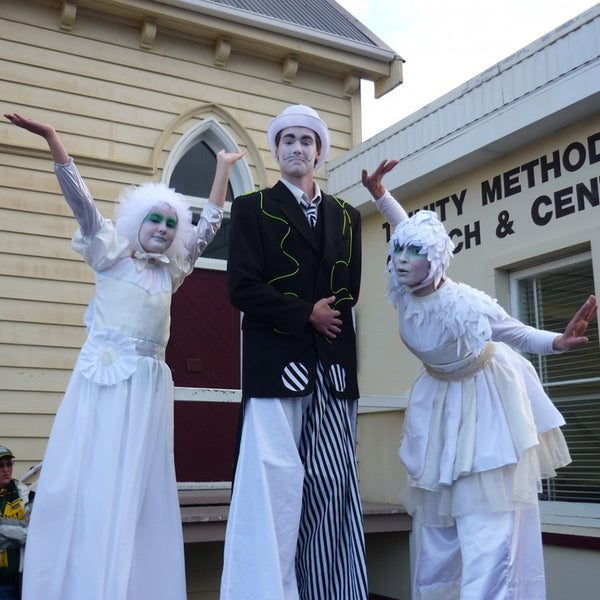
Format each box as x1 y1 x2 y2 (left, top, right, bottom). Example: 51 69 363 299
540 500 600 539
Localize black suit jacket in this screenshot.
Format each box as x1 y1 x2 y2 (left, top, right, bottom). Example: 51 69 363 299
227 181 361 399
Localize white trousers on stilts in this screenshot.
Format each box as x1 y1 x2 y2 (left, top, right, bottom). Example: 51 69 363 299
413 504 546 600
220 396 310 600
219 393 362 600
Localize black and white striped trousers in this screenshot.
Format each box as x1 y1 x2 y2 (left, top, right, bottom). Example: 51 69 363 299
296 362 368 600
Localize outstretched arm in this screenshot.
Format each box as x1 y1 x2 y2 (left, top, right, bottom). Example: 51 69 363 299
4 113 69 164
552 294 597 351
208 148 247 208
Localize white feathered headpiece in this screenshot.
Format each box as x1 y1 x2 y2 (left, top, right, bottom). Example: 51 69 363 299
114 182 194 260
389 210 455 292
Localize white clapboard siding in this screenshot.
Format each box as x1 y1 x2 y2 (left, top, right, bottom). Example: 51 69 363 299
0 159 124 214
0 232 83 262
0 275 93 305
0 209 82 241
1 298 85 328
1 366 73 393
1 12 351 162
1 254 93 284
0 322 86 350
0 391 63 415
2 413 56 439
0 344 80 370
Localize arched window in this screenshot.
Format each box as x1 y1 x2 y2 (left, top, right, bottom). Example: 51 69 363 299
163 117 253 263
163 117 251 483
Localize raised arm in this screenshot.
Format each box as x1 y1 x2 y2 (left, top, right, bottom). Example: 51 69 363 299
4 113 69 164
5 113 102 236
362 159 398 200
193 148 247 258
361 159 408 228
208 148 246 208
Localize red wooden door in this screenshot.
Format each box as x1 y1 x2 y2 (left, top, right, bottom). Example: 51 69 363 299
167 268 241 482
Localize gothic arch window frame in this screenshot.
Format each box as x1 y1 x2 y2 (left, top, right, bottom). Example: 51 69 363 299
162 117 253 269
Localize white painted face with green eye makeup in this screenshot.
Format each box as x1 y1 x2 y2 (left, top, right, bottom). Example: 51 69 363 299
391 244 430 287
138 204 178 253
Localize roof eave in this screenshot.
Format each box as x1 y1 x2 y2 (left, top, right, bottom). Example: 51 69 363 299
162 0 403 67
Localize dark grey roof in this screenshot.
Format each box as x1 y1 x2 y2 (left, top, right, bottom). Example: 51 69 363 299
204 0 395 51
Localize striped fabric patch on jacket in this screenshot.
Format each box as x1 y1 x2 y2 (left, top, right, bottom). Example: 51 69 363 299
282 362 310 393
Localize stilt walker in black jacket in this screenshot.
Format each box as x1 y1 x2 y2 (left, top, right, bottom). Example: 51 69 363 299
220 104 367 600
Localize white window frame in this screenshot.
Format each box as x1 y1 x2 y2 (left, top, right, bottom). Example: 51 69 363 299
162 117 254 269
162 118 252 488
509 251 600 534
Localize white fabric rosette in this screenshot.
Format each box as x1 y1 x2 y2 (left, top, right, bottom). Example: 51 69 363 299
78 329 138 386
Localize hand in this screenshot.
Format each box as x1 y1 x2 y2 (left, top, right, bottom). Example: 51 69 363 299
309 296 342 339
4 113 69 163
361 159 399 199
216 148 247 167
553 294 597 351
4 113 55 139
208 148 247 208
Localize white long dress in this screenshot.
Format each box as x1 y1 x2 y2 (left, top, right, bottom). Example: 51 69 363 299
374 192 570 527
22 160 222 600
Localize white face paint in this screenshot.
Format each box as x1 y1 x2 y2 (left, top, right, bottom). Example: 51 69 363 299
138 204 178 253
275 126 321 179
391 244 430 287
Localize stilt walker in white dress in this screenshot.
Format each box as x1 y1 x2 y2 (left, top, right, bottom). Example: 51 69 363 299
361 160 597 600
4 113 245 600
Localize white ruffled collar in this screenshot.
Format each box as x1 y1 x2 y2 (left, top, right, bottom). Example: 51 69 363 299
130 245 170 272
392 278 504 356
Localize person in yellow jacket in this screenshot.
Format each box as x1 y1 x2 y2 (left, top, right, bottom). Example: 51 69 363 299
0 446 30 600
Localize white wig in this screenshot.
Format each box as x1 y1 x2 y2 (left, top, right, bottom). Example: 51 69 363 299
114 182 194 260
389 210 455 291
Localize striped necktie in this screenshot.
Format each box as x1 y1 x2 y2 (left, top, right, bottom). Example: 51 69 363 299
303 200 317 227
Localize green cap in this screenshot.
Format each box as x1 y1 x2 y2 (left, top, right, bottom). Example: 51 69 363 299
0 445 15 459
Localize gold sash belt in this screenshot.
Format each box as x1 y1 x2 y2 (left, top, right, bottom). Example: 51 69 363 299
424 342 495 382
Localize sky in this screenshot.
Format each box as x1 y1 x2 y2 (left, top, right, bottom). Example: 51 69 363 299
335 0 599 140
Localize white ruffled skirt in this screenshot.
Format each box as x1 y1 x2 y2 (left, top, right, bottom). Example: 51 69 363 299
399 342 571 527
